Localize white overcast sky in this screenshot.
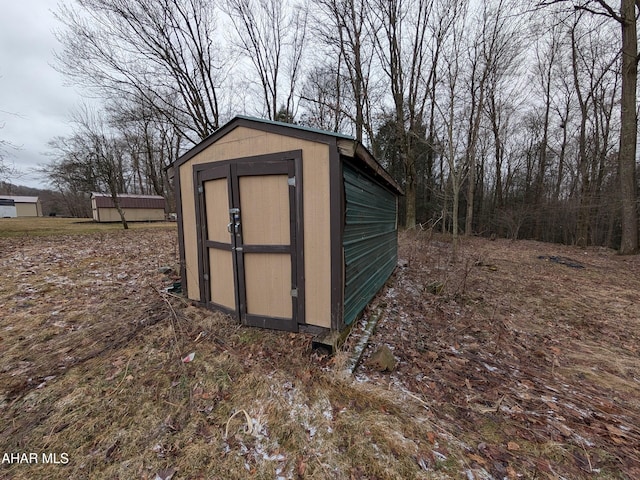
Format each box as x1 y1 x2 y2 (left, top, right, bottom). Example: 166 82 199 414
0 1 82 189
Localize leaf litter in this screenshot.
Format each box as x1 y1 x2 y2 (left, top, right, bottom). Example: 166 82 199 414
352 230 640 479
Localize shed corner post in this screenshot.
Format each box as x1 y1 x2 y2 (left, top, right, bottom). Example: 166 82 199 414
192 165 208 304
329 140 345 331
174 165 189 300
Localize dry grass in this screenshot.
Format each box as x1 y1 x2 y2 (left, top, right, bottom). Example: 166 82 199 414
1 225 639 479
0 226 449 480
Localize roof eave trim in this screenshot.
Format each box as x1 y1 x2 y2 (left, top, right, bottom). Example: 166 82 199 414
337 139 404 196
172 116 351 169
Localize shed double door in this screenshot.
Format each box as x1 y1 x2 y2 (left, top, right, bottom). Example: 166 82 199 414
197 157 300 331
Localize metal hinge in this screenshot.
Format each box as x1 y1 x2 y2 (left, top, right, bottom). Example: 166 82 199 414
197 185 203 194
203 273 209 281
290 288 298 297
288 177 296 187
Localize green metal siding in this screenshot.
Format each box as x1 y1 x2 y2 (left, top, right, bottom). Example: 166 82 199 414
343 162 398 326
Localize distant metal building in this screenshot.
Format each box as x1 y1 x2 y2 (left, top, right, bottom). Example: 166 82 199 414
0 198 16 218
172 116 403 334
91 193 166 222
0 196 42 217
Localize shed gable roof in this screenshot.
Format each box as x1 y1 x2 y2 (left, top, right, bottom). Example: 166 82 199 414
0 196 39 204
91 193 166 210
174 116 403 196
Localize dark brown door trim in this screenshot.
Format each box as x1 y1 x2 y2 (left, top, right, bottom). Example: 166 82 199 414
193 150 304 331
194 163 239 313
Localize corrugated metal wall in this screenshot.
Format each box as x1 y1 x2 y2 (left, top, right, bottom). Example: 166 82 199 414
343 161 398 326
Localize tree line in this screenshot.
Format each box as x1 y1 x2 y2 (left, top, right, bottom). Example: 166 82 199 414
46 0 638 252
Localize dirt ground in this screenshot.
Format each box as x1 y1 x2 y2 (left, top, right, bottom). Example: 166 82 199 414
1 220 639 479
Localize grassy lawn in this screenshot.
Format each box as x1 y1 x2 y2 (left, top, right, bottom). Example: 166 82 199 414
0 217 176 238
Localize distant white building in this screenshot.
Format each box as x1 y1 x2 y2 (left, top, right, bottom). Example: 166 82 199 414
91 193 166 222
0 196 42 217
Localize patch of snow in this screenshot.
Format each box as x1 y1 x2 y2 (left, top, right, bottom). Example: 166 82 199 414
573 433 595 448
560 402 590 419
322 406 333 422
482 363 498 372
432 450 447 461
466 468 495 480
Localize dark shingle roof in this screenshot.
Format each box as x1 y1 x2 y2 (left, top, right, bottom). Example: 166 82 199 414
91 193 166 210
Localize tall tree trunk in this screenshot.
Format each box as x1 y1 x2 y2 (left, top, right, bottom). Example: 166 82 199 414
575 112 590 247
466 156 476 235
554 108 568 202
534 71 552 240
619 0 638 254
111 193 129 230
571 23 590 248
464 59 485 237
451 175 460 261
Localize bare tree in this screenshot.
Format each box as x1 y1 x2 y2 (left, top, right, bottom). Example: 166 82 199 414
45 134 101 218
108 97 180 205
46 107 133 228
224 0 308 121
312 0 378 142
0 137 17 184
549 51 575 205
78 109 132 228
435 1 470 258
0 107 20 183
567 13 619 246
539 0 638 253
373 0 447 229
299 65 349 132
617 0 638 253
464 0 524 236
55 0 225 144
529 15 564 238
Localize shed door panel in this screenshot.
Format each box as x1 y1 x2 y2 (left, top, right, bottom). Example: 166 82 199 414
204 178 234 311
205 178 231 243
199 164 238 314
239 175 290 245
209 248 235 309
238 173 293 321
243 253 292 318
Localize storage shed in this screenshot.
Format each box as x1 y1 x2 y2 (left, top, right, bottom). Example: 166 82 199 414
0 198 17 218
0 196 42 217
91 193 166 222
173 116 403 333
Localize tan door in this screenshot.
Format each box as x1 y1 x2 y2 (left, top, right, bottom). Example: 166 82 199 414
197 154 302 331
198 164 238 314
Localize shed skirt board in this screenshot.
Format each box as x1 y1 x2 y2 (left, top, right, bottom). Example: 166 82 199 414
195 154 302 332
